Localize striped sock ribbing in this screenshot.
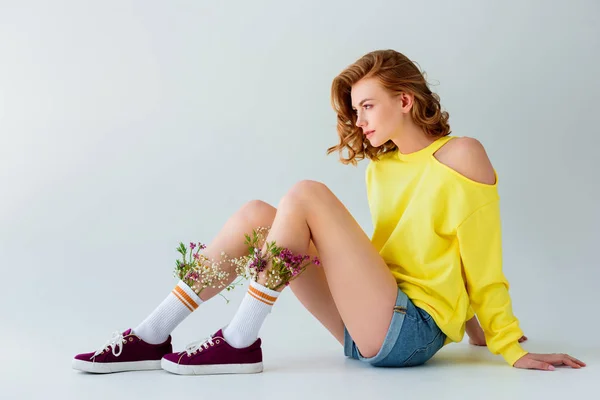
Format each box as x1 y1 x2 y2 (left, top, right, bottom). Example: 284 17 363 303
133 281 203 344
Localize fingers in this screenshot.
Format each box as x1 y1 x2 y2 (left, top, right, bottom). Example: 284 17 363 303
568 355 586 367
556 354 586 368
546 354 586 369
560 358 582 369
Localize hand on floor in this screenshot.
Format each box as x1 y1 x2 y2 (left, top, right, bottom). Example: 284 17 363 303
514 352 586 371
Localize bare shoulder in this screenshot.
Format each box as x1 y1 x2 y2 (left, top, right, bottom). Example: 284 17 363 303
433 136 496 185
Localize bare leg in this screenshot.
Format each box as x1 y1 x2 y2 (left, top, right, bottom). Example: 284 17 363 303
257 180 398 358
199 199 345 344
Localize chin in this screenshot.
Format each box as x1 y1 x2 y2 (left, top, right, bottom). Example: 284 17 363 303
368 138 384 148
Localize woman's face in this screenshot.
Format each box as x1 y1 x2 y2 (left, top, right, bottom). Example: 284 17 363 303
350 77 412 147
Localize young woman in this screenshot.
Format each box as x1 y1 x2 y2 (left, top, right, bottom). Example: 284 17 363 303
73 49 585 374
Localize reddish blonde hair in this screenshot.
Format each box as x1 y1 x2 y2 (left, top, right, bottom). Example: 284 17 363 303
327 50 451 165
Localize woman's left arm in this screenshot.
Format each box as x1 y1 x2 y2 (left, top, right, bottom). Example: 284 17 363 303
458 199 585 370
449 137 585 370
457 199 528 365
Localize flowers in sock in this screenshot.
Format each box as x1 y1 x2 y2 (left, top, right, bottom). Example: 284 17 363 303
231 227 321 291
174 242 244 303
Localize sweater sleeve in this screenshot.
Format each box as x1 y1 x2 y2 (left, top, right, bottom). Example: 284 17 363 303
457 199 528 366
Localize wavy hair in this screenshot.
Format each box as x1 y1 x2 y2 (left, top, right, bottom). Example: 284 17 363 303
327 50 451 165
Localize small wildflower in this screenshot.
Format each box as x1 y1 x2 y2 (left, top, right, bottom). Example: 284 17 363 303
230 227 320 291
174 240 243 303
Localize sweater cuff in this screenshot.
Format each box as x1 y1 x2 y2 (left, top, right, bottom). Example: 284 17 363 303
502 342 528 366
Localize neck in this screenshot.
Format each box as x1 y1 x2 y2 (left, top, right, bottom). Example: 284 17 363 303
391 122 435 155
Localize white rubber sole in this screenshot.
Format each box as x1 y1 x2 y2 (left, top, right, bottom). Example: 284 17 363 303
160 358 263 375
72 359 162 373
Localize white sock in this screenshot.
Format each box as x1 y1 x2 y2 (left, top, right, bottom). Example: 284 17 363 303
223 280 281 348
133 281 203 344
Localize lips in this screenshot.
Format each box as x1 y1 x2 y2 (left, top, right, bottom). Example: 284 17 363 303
365 130 375 138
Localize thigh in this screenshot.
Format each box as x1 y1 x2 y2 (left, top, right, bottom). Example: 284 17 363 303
290 181 398 358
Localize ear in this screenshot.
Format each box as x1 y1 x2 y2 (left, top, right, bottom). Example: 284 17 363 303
397 92 414 114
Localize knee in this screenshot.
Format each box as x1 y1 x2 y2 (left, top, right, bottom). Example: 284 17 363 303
240 200 276 223
286 180 330 202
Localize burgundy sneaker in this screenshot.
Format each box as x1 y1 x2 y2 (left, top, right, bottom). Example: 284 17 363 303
72 329 172 373
161 329 263 375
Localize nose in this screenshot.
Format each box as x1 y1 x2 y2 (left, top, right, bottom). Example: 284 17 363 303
355 113 367 128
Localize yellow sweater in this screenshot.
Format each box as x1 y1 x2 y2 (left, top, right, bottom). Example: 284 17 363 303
366 135 527 366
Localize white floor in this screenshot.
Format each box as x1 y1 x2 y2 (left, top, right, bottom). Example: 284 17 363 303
3 311 597 400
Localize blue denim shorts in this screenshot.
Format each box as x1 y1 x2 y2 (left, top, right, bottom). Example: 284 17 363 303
344 288 446 367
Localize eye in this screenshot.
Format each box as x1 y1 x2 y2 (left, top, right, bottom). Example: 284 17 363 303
363 104 372 109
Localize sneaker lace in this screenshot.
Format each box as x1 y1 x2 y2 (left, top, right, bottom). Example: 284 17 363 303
91 331 127 359
180 336 216 356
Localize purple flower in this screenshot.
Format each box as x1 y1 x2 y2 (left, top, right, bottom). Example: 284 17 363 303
190 242 196 250
248 251 268 273
184 270 200 281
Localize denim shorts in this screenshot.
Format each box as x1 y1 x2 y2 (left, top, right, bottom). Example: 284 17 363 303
344 288 446 367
